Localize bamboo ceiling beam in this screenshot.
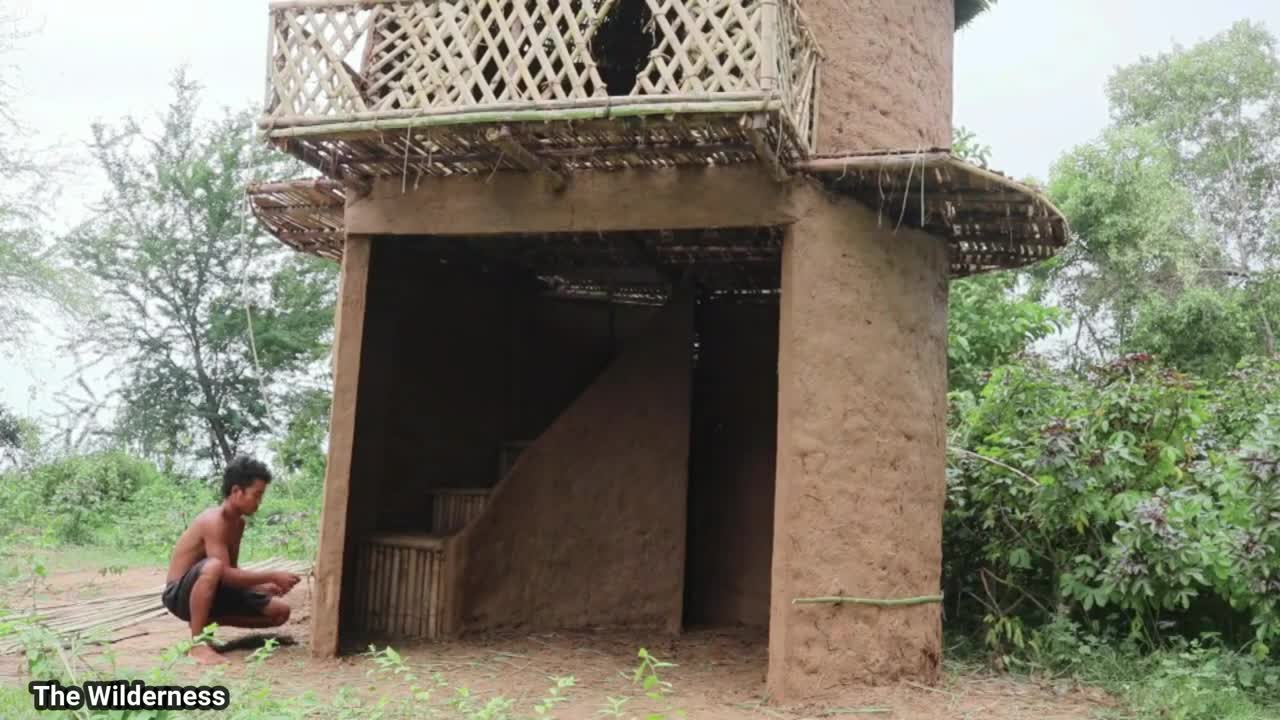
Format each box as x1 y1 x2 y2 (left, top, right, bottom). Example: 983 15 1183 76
487 126 567 192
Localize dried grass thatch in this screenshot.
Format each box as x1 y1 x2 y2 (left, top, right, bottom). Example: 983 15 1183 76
801 150 1068 277
247 149 1068 288
246 179 345 262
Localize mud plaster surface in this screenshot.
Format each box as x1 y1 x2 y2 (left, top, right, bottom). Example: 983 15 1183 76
801 0 953 154
769 187 950 699
455 296 693 633
1 562 1112 720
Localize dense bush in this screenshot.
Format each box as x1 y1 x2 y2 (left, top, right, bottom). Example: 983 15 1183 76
10 451 160 544
0 448 321 560
946 354 1280 659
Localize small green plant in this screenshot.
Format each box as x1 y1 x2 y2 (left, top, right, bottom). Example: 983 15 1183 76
367 643 438 713
597 695 631 717
533 675 577 717
622 648 684 720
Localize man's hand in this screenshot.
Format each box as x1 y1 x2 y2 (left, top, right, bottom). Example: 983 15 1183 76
256 582 283 596
270 571 302 594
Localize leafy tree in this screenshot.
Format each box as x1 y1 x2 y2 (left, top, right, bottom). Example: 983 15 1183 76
1049 21 1280 365
0 11 88 347
948 272 1062 394
952 125 992 169
1107 20 1280 275
1127 287 1258 378
947 127 1063 393
68 71 336 469
1048 127 1209 357
272 386 331 485
0 402 21 451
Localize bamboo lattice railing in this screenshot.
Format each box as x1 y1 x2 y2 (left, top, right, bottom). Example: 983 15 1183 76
261 0 821 178
429 489 490 534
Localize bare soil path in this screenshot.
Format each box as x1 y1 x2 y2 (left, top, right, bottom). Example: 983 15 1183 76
1 561 1115 719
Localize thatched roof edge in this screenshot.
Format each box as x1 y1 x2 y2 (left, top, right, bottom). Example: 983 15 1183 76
799 149 1071 277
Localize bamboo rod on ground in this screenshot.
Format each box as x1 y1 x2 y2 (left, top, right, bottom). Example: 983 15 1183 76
0 558 312 655
792 595 945 607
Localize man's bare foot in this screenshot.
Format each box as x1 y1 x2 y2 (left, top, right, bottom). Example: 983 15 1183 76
189 644 228 665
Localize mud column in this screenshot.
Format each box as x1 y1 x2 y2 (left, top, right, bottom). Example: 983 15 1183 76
767 186 950 700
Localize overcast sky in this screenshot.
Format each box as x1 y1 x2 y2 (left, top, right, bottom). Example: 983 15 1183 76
1 0 1279 425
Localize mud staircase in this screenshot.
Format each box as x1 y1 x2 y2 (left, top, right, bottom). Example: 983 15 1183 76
346 297 692 642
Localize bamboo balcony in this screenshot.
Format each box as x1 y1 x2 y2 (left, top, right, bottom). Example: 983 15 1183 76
261 0 821 182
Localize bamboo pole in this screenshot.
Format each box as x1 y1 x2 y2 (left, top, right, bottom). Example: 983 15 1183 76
263 98 783 137
792 595 944 607
260 91 774 129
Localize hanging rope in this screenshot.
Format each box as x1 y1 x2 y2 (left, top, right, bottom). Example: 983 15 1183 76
239 194 272 416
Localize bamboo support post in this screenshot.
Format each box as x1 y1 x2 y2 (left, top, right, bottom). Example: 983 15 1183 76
746 115 787 182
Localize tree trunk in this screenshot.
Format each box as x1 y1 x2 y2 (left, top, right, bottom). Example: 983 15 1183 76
1261 311 1277 357
189 333 234 464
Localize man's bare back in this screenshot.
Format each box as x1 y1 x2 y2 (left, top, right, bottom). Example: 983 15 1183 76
160 457 300 665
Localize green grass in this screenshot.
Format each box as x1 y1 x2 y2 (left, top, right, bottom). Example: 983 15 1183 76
947 620 1280 720
0 544 158 576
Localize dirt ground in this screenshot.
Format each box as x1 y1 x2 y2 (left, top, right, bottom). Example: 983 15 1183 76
2 563 1116 719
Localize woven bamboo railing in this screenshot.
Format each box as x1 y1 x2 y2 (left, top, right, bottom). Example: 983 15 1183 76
261 0 821 174
429 489 491 534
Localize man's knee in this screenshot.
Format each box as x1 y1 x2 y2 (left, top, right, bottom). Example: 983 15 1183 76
199 558 224 580
267 600 290 626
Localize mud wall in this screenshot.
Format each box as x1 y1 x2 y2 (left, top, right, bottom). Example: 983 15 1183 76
348 242 511 533
454 296 693 633
345 239 406 540
508 299 658 443
684 300 778 628
767 187 950 699
803 0 953 154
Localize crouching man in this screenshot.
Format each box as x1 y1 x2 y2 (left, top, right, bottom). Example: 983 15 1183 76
162 456 301 664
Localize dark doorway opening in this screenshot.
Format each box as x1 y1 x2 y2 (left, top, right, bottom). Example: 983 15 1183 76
683 294 779 629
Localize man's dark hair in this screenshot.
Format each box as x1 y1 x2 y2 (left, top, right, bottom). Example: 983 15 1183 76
222 455 273 498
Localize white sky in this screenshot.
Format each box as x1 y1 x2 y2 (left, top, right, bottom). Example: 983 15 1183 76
1 0 1279 428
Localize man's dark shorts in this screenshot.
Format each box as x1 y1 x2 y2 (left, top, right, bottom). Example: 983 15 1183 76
161 559 270 622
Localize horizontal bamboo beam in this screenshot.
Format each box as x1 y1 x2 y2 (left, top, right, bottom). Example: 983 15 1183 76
269 0 408 10
264 100 783 138
488 127 567 192
261 92 776 129
248 178 345 194
799 153 953 174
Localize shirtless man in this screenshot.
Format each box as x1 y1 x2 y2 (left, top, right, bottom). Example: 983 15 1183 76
161 456 301 664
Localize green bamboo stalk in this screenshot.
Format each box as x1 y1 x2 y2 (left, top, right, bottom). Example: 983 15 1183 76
264 100 783 138
792 594 944 607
